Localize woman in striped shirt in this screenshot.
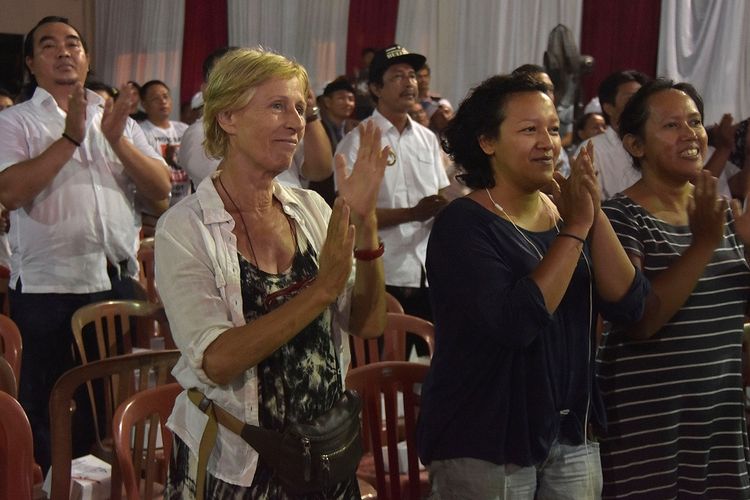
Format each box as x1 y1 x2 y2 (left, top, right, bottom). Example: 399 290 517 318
599 78 750 498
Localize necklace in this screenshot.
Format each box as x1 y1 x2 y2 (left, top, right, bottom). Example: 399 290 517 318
485 188 558 261
218 175 259 265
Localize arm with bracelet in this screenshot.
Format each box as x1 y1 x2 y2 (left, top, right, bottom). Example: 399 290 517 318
0 84 88 210
336 121 389 338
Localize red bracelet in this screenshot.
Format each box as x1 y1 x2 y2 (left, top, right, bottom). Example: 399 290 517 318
354 240 384 261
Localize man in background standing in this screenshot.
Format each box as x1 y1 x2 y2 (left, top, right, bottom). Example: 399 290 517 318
336 45 450 327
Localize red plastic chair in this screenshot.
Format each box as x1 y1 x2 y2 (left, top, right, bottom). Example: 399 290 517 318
346 361 430 500
385 291 405 314
0 313 22 383
0 391 35 499
0 357 17 398
49 350 180 500
114 383 181 500
350 312 435 368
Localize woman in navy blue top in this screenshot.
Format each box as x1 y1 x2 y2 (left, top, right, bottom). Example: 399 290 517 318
416 73 648 499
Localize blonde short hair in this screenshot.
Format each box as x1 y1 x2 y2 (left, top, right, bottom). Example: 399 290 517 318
202 47 310 159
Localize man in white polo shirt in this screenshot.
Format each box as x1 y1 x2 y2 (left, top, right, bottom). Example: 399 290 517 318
0 16 170 470
336 45 450 328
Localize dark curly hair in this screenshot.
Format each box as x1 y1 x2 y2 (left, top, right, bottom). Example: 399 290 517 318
618 78 704 169
442 73 550 189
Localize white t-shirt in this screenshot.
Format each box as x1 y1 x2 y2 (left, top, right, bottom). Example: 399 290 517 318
0 88 167 293
140 120 190 206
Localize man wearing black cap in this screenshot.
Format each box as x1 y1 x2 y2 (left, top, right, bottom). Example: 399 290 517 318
335 44 450 331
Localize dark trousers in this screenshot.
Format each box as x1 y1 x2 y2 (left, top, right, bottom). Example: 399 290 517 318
386 282 433 357
9 268 138 472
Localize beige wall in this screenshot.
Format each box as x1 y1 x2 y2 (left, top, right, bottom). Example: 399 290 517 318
0 0 94 56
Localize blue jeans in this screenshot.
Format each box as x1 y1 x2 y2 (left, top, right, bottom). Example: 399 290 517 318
427 441 602 500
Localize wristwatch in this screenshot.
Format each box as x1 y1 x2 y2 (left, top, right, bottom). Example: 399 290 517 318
306 106 320 123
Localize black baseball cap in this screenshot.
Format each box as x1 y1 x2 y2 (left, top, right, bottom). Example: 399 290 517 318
323 78 355 96
368 45 426 84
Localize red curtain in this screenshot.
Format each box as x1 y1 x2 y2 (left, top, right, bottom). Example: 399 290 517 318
579 0 661 102
345 0 400 78
179 0 228 106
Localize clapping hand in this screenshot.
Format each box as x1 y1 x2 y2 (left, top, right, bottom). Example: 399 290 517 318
552 141 599 232
711 113 735 152
316 198 356 303
689 170 727 250
412 194 449 221
102 82 137 144
334 121 391 221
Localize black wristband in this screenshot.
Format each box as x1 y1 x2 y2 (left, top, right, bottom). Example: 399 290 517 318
558 232 586 245
62 132 81 147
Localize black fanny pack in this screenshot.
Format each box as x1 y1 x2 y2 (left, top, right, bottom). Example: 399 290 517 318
188 388 363 496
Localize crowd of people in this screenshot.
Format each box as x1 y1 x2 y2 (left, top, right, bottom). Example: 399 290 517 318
1 14 750 500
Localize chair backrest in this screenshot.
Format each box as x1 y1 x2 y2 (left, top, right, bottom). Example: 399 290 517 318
0 356 17 398
382 313 435 362
137 238 160 304
49 350 180 500
350 312 435 368
0 264 9 315
71 300 170 364
0 313 22 382
0 391 35 499
114 382 181 500
346 361 429 500
385 292 405 314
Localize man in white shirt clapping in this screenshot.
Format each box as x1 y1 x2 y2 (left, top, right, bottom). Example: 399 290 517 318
0 16 170 471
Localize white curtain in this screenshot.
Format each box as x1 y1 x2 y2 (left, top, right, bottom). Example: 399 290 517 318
94 0 185 119
658 0 750 125
395 0 582 107
227 0 350 95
